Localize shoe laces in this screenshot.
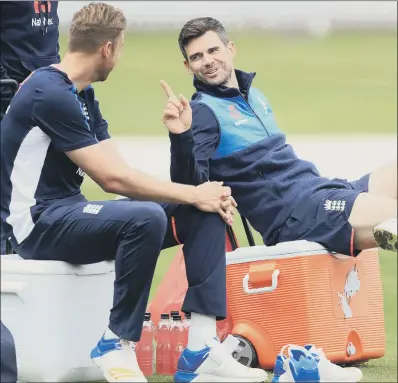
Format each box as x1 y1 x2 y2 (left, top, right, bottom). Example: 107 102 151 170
280 344 305 360
120 339 134 349
309 345 325 358
114 339 141 368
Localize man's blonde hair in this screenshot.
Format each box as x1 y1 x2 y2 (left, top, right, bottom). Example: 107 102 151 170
68 2 126 53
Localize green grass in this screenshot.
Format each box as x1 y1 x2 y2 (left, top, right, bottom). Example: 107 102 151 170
66 30 397 381
59 30 397 137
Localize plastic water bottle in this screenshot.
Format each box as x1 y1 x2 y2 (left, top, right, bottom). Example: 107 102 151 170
168 311 178 372
170 310 179 324
156 313 171 375
171 315 185 375
149 314 156 375
136 313 155 376
182 312 191 348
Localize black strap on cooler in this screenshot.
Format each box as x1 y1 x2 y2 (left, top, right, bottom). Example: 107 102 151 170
241 215 256 247
226 225 238 250
226 215 256 251
1 79 19 255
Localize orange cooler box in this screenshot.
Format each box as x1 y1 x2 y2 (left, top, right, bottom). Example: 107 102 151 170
225 240 386 369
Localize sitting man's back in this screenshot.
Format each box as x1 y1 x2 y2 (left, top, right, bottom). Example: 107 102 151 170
1 66 106 250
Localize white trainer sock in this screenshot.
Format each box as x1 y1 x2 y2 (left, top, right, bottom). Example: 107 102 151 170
104 327 119 340
187 313 217 351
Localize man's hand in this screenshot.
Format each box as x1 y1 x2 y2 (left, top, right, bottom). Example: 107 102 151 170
160 80 192 134
221 196 238 225
193 182 238 225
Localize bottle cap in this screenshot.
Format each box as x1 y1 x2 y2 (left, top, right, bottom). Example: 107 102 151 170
160 313 170 320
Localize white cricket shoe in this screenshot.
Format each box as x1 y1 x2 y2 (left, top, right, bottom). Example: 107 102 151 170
304 345 363 382
174 336 268 382
91 334 147 382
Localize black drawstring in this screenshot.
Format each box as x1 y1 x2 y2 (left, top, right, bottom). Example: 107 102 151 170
39 1 48 35
44 1 49 34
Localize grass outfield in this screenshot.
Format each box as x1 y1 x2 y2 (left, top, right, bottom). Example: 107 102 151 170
59 30 397 137
65 30 396 381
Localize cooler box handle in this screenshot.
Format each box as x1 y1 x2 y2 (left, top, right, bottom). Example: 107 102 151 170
1 280 25 294
242 262 280 294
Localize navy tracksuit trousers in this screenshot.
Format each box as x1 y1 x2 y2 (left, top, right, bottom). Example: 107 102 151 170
14 197 227 341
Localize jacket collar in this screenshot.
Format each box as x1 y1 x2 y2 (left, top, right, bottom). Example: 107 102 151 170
193 69 256 99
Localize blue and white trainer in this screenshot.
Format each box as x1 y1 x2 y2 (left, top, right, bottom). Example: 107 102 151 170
271 344 320 382
91 334 147 382
174 337 268 382
303 344 362 382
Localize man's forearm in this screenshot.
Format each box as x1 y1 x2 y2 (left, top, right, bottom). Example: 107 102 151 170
170 129 209 185
105 166 198 205
67 139 201 205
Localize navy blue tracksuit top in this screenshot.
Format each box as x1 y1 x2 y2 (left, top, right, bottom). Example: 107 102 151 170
169 70 334 245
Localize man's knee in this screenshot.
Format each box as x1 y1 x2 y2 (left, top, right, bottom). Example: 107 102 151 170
368 161 397 199
123 201 167 239
349 192 397 250
190 208 225 232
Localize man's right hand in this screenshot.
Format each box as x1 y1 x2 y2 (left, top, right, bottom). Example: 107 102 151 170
160 80 192 134
193 182 237 225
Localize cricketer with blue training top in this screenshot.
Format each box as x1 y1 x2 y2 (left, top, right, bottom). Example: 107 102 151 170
166 17 397 257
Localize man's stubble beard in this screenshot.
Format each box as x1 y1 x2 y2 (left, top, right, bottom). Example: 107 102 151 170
203 64 233 87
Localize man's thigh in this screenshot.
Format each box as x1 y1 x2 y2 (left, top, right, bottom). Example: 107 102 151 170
17 199 161 264
117 199 189 249
116 199 225 250
278 186 363 256
367 162 397 199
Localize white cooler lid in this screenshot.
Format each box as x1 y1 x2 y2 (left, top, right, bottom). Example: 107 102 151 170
1 254 115 275
226 240 333 265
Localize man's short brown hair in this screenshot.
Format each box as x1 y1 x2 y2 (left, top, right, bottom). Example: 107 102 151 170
68 2 126 53
178 17 229 61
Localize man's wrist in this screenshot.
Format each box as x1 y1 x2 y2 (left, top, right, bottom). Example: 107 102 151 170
180 183 199 205
169 127 193 138
169 128 194 155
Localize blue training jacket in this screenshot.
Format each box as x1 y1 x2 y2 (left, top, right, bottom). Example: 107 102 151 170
169 69 339 245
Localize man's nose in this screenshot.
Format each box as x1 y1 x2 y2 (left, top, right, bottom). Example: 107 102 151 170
203 53 214 66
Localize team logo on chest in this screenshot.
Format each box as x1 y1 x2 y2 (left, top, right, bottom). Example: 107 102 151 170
228 105 248 126
82 103 90 121
228 105 242 119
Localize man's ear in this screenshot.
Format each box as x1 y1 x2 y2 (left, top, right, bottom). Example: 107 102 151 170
184 60 193 75
100 41 113 58
228 41 236 58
